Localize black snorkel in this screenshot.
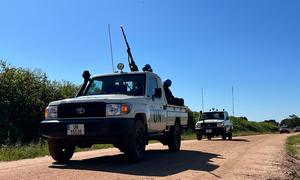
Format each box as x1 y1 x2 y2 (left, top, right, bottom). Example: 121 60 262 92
76 70 91 97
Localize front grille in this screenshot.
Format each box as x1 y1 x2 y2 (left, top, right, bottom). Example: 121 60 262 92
58 102 106 118
201 123 217 128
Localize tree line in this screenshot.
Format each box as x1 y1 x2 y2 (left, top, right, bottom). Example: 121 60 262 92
0 60 79 145
280 114 300 128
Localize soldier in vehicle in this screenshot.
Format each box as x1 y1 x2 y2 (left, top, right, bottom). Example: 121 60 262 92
163 79 175 104
129 81 143 96
142 64 153 72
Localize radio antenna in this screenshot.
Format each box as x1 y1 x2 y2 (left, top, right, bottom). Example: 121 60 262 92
232 86 235 116
201 88 204 112
108 24 115 72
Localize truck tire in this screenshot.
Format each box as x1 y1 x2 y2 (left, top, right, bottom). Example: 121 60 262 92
207 136 212 140
48 139 75 163
113 143 125 152
227 132 233 140
196 133 202 140
168 123 181 152
123 120 146 162
222 133 227 140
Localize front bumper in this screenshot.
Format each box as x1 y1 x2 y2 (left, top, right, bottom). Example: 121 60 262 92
40 118 135 143
195 127 225 136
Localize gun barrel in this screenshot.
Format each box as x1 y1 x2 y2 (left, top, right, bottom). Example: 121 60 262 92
120 26 139 72
121 26 130 49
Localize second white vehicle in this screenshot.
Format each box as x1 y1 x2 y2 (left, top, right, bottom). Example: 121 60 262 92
195 110 233 140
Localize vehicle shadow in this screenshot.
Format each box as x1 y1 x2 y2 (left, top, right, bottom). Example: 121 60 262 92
49 149 221 177
209 138 250 142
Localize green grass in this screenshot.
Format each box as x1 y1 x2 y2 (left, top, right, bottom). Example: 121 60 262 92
286 134 300 178
182 130 197 140
286 134 300 159
182 130 277 141
0 141 113 162
0 142 49 161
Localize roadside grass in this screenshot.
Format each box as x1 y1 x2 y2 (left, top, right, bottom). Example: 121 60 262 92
286 134 300 159
0 141 113 162
0 142 49 161
182 130 277 140
286 134 300 178
182 130 197 140
233 131 278 136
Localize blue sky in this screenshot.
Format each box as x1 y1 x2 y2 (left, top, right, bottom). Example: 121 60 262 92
1 0 300 121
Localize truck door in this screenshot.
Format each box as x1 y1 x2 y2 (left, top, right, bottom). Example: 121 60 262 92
224 112 232 132
147 76 166 133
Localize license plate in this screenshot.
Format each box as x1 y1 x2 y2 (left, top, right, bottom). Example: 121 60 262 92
67 124 85 135
206 129 212 133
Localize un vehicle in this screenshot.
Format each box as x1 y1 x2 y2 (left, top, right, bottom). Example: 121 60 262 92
40 27 188 162
195 110 233 140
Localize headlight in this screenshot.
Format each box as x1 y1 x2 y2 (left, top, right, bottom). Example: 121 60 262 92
45 106 58 119
195 122 202 128
217 122 224 127
106 103 131 116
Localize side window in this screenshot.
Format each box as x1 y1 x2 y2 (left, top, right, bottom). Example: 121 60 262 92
225 112 229 120
147 77 158 97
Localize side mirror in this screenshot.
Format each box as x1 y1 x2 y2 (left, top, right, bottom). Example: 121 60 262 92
154 88 162 98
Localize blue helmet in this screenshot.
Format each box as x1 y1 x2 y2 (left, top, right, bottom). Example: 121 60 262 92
163 79 172 87
142 64 153 72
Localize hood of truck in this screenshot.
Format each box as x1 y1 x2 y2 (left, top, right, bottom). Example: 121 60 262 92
48 94 146 106
198 119 224 123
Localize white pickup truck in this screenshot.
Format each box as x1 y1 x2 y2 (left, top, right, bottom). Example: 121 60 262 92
40 70 188 162
195 110 233 140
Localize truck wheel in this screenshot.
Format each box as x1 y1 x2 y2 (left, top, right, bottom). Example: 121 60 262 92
222 133 227 140
113 143 125 152
207 136 212 140
227 132 233 140
196 133 202 140
124 120 146 162
48 139 75 163
168 123 181 152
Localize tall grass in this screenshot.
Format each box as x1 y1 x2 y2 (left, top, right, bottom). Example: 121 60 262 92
286 134 300 159
0 142 49 161
286 134 300 178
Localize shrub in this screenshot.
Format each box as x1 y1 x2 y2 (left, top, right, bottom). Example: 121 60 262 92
0 60 79 145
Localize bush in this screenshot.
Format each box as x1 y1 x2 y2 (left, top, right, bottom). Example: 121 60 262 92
0 60 79 145
280 114 300 128
231 116 278 133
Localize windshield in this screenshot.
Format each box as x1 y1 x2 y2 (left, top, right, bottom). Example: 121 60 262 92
85 74 145 96
201 112 225 120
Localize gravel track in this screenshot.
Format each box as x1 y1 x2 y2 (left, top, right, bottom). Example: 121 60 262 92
0 134 291 180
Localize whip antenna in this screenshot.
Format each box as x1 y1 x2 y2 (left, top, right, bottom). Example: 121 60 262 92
108 24 115 72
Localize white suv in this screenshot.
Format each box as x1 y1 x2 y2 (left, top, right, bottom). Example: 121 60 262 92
195 110 233 140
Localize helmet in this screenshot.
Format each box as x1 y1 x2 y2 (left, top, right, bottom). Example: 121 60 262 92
163 79 172 87
142 64 153 72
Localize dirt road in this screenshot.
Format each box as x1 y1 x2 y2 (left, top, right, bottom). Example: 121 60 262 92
0 134 292 180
